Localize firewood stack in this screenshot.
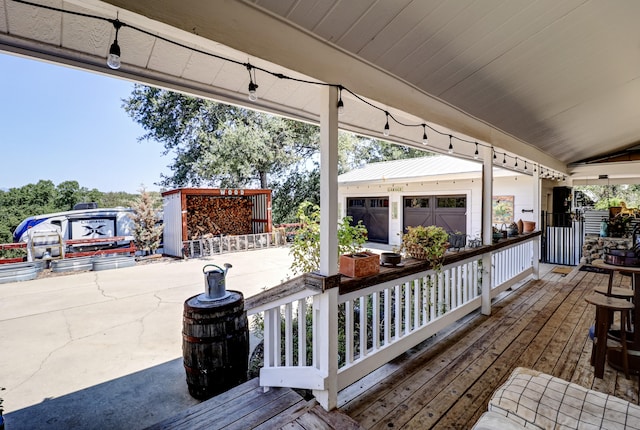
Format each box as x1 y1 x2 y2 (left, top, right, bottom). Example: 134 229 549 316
186 196 253 239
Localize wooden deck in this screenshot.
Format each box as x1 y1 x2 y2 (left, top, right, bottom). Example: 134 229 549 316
339 265 640 429
147 265 639 429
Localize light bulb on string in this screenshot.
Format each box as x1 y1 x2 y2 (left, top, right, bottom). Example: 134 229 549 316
524 161 528 171
337 86 344 115
422 124 428 145
448 135 454 154
246 64 258 101
502 153 507 164
493 149 497 160
514 157 519 169
383 112 390 137
107 19 123 69
473 142 479 159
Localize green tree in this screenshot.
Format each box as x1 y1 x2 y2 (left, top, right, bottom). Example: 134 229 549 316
123 85 319 189
289 201 368 275
129 188 163 255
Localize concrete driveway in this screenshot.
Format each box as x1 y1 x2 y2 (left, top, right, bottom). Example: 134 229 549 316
0 247 296 430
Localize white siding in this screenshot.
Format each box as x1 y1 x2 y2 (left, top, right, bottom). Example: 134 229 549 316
162 192 183 257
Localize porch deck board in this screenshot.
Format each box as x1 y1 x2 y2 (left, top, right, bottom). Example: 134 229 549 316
150 265 638 429
340 266 640 429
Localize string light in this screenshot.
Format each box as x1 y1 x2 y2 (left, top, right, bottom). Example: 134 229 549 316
14 0 562 179
247 64 258 101
524 161 528 171
337 86 344 115
107 19 122 69
383 112 390 137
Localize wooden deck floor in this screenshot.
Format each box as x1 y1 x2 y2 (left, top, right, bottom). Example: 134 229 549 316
148 265 639 429
339 265 640 429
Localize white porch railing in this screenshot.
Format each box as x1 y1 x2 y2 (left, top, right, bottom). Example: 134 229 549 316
246 233 540 410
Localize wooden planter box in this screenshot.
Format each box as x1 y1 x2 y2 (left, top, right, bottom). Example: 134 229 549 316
339 252 380 278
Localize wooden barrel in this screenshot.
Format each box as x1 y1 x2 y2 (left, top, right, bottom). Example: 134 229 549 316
182 291 249 400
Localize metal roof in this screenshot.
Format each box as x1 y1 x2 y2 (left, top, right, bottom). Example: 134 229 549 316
338 155 483 183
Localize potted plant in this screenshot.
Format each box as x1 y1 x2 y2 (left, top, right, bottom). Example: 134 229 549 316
492 226 503 243
400 225 449 271
507 222 519 237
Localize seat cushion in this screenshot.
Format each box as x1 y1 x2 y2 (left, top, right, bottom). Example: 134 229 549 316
488 367 640 429
472 411 528 430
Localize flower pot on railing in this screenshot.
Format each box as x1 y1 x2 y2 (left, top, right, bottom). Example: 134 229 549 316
339 251 380 278
522 221 536 233
448 233 466 251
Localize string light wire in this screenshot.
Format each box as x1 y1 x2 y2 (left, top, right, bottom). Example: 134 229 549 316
12 0 557 177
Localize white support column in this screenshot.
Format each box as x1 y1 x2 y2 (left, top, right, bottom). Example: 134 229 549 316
532 168 541 280
312 287 339 410
319 85 339 276
481 146 493 316
314 85 339 410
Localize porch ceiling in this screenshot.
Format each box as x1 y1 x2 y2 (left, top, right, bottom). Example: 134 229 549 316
2 0 640 179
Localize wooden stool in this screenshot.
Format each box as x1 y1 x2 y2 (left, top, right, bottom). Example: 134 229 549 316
585 293 634 378
593 286 634 331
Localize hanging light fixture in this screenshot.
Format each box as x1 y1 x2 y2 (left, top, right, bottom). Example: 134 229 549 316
474 142 479 159
337 86 344 115
524 161 528 171
502 153 507 164
422 124 428 145
246 64 258 101
107 19 123 69
493 149 497 160
383 112 390 136
448 135 454 154
514 157 519 169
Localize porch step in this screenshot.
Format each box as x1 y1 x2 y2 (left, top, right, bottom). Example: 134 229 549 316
145 378 362 430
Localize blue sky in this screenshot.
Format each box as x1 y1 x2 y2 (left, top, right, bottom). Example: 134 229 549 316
0 53 171 193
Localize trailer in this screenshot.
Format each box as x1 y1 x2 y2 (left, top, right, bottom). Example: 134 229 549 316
13 207 135 258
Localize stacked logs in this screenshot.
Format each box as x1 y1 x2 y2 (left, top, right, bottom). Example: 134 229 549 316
186 196 253 239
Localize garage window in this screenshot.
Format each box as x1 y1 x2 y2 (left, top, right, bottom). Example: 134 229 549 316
437 197 466 208
405 198 430 208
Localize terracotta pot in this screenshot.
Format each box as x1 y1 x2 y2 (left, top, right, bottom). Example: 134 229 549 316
522 221 536 233
339 252 380 278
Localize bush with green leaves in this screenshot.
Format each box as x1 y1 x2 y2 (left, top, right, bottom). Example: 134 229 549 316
289 201 368 275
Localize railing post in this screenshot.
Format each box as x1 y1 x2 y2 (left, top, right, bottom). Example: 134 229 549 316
481 252 492 315
532 235 540 280
312 286 339 410
481 145 493 316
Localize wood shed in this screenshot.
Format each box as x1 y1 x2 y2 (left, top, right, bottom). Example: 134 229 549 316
161 188 272 257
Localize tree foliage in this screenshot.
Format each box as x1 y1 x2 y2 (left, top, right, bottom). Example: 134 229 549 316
123 85 319 189
129 188 163 255
288 201 368 275
575 185 640 210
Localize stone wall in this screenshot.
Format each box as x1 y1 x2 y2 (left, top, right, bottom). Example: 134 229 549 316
581 235 632 264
